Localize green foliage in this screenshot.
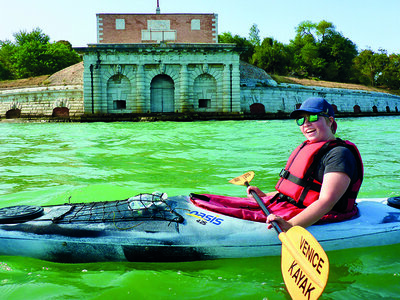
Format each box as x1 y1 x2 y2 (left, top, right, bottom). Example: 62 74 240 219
380 54 400 90
0 28 81 80
353 49 388 86
251 37 291 74
353 50 400 90
219 20 399 91
248 24 261 47
218 32 254 63
319 32 358 82
219 20 400 90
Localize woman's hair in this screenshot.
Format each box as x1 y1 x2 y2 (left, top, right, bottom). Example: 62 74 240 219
323 116 337 134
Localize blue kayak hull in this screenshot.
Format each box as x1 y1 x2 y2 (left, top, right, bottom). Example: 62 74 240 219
0 195 399 262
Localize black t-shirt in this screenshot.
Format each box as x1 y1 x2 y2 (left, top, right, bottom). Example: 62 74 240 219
314 145 358 212
315 146 358 183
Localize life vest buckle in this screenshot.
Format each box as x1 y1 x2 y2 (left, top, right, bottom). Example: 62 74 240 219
279 169 290 179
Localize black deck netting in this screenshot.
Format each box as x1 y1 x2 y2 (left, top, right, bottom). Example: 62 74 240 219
52 193 184 224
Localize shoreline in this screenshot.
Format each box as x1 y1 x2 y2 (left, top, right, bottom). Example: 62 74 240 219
2 111 400 123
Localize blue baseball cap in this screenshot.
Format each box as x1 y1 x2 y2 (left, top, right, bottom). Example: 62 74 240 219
290 97 335 119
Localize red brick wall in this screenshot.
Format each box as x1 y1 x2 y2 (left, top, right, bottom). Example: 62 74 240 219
97 13 218 44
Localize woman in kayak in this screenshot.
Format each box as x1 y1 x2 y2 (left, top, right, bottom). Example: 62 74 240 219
248 97 363 231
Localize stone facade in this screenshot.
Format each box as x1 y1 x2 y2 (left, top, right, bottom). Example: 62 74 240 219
77 43 242 114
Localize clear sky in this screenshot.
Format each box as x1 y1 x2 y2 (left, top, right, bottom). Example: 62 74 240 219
1 0 399 54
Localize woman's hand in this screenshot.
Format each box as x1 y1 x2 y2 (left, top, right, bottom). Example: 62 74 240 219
267 214 293 232
247 186 267 198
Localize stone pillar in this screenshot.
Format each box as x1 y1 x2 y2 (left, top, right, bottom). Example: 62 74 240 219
179 63 189 112
90 63 103 113
222 63 232 112
136 64 146 113
231 61 241 112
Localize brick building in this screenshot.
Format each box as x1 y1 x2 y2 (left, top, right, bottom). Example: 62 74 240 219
76 5 242 115
97 13 218 44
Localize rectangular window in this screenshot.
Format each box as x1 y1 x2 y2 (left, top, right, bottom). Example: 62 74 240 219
116 19 125 30
191 19 201 30
114 100 126 109
199 99 211 108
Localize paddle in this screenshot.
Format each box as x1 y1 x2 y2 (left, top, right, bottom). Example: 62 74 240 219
229 171 329 300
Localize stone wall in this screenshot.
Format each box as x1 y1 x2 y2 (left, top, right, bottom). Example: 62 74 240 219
0 85 83 119
241 84 400 115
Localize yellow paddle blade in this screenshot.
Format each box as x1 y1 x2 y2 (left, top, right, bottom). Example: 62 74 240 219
279 226 329 300
228 171 255 186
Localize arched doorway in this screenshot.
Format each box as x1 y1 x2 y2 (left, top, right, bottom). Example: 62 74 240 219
354 105 361 113
331 104 338 114
6 108 21 119
250 103 265 114
52 107 69 118
150 75 175 112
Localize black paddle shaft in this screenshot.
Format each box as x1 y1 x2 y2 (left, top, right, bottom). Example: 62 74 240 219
245 181 283 234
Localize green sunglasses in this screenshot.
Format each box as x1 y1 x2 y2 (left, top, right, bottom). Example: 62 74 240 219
296 113 329 126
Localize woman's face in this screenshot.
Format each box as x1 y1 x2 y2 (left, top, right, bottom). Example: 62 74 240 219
299 114 335 143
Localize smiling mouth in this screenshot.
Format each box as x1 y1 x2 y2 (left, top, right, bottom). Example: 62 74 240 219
306 129 316 134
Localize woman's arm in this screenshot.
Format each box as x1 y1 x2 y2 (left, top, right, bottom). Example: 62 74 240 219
268 171 351 231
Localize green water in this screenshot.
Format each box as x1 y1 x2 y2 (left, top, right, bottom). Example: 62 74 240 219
0 117 400 299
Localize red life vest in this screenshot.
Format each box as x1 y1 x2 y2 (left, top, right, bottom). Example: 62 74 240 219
275 139 363 221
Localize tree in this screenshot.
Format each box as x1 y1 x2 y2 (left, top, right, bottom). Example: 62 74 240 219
296 20 317 38
218 32 254 63
0 28 81 80
319 32 358 82
14 28 50 46
315 21 336 42
353 49 389 86
0 40 16 80
248 24 261 47
289 25 322 77
251 37 292 74
378 53 400 90
289 20 357 81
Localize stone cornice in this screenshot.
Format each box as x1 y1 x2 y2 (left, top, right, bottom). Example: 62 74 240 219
75 43 244 54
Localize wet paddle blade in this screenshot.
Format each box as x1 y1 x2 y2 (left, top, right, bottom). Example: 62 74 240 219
279 226 329 300
228 171 255 186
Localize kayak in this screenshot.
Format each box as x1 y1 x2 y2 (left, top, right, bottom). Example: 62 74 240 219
0 193 399 263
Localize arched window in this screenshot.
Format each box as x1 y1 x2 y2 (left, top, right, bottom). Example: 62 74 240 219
194 74 217 111
107 74 131 113
353 105 361 113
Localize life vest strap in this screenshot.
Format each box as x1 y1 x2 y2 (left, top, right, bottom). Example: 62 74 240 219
276 193 307 209
279 169 322 192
